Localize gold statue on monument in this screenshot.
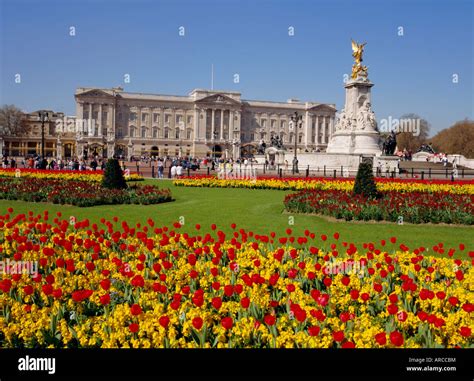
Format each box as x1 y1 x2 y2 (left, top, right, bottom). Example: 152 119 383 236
351 39 368 79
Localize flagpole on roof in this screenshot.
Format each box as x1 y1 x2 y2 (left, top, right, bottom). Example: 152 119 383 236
211 64 214 90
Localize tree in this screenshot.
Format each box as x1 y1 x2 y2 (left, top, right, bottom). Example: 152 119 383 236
102 158 127 189
394 113 430 152
353 161 379 199
431 119 474 158
0 105 30 137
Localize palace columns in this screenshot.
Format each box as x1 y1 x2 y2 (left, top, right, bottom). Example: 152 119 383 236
220 109 224 140
229 110 234 140
211 109 215 139
322 116 327 144
98 104 103 137
315 116 320 145
88 104 93 137
304 110 310 148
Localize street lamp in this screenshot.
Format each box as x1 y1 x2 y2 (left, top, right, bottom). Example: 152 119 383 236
290 111 302 174
178 121 185 157
38 111 49 158
212 130 218 160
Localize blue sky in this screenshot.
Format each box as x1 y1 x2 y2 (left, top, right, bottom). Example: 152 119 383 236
0 0 472 135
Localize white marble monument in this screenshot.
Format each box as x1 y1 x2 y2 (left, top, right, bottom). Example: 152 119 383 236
326 40 381 155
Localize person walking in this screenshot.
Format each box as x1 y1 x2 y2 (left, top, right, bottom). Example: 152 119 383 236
176 163 183 178
157 158 164 179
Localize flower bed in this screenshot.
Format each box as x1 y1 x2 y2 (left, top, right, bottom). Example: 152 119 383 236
284 189 474 225
174 176 474 194
0 178 172 207
0 168 143 182
0 211 472 348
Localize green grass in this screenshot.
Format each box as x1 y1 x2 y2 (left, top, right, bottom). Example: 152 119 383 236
0 179 472 259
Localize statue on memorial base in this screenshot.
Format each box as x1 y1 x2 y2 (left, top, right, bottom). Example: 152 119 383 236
351 39 369 80
335 108 354 131
382 130 398 155
356 101 377 131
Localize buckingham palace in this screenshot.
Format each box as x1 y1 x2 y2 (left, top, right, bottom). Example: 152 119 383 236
1 87 337 160
72 86 337 160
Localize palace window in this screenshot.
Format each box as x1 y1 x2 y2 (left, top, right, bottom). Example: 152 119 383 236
250 133 254 141
280 120 286 129
153 113 159 123
117 128 123 138
93 111 98 121
298 135 303 143
175 129 180 139
164 128 169 139
261 119 267 128
102 112 108 125
142 113 147 122
186 129 192 140
152 128 158 138
271 119 276 128
129 113 137 121
176 115 183 124
141 126 146 138
165 114 171 123
187 115 193 125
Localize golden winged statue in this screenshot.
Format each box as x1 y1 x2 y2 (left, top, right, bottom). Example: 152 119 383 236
351 39 368 79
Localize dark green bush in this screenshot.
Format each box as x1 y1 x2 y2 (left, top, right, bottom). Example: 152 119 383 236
353 162 379 199
102 158 127 190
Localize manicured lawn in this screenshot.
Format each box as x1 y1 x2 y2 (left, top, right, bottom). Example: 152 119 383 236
0 179 472 259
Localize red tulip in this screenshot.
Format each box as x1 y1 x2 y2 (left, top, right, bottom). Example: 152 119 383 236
212 297 222 310
375 332 386 345
308 326 320 336
264 314 276 326
130 304 142 316
159 315 170 328
221 317 233 330
129 323 139 333
333 330 345 342
460 327 471 338
342 341 355 348
100 294 111 305
387 304 398 315
389 331 404 347
192 317 203 330
100 279 111 291
23 285 34 295
240 296 250 309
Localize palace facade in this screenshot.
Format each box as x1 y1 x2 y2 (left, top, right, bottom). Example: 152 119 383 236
74 87 337 159
1 87 337 160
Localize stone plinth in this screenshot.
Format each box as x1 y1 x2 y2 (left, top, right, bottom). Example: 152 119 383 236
326 77 381 155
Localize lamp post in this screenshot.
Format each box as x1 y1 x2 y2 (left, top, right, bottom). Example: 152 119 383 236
212 130 218 160
38 111 49 158
178 121 185 158
290 111 302 174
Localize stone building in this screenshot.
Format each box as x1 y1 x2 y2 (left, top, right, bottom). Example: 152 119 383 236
0 88 337 160
74 87 337 159
0 110 77 159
